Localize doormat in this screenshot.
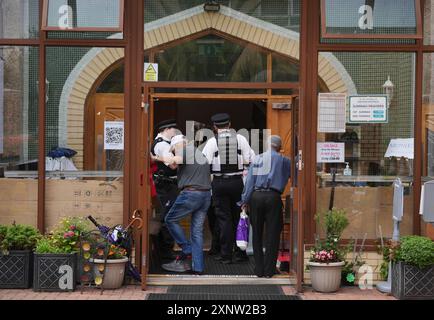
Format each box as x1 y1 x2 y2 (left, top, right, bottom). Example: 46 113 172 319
150 254 256 275
147 285 301 300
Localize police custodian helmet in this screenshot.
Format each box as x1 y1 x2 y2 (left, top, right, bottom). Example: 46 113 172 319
156 119 177 131
211 113 231 126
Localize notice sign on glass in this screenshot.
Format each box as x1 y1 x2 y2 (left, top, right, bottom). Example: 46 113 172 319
104 121 124 150
349 95 388 123
318 93 347 133
317 142 345 163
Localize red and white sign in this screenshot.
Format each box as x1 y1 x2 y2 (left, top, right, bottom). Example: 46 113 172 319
317 142 345 163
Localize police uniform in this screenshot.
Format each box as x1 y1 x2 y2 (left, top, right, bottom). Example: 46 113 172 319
202 113 254 263
151 119 178 259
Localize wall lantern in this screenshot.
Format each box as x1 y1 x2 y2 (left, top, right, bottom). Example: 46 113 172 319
382 75 395 106
204 1 221 13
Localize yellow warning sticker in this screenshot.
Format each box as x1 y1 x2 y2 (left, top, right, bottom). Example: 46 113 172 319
144 63 158 82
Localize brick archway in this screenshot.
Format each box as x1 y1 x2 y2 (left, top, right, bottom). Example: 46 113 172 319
60 5 357 169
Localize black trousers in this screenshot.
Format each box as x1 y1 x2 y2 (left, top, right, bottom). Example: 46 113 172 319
207 202 220 252
212 176 244 258
250 191 283 277
155 182 178 254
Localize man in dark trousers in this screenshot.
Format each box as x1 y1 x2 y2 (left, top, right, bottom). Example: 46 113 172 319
202 113 254 264
238 135 291 278
151 119 179 260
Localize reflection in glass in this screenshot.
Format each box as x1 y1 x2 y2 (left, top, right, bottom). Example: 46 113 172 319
157 35 267 82
316 52 415 239
0 0 39 38
0 46 39 227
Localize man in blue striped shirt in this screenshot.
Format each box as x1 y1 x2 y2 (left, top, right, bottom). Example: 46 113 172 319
238 135 291 278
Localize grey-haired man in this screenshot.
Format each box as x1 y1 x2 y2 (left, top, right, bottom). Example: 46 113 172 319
238 136 291 278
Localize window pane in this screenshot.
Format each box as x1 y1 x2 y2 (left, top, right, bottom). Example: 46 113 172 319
155 35 267 82
272 54 299 82
0 0 39 39
424 0 434 45
0 46 39 227
422 53 434 238
322 0 419 38
45 0 122 30
45 46 125 232
316 52 415 239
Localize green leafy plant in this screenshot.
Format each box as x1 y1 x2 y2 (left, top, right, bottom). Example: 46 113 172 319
0 223 41 254
35 237 71 254
311 208 349 263
393 236 434 269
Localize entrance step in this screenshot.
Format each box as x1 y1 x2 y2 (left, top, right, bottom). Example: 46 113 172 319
147 274 296 286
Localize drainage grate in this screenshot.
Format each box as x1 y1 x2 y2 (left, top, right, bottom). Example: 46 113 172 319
147 285 300 300
147 293 300 300
168 285 284 295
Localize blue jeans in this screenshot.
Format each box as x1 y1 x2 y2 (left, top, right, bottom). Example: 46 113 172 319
165 190 211 272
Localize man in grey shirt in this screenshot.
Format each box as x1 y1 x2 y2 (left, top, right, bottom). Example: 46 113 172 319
152 135 211 274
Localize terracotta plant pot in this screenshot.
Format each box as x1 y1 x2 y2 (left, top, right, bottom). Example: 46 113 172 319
308 261 345 293
92 257 128 289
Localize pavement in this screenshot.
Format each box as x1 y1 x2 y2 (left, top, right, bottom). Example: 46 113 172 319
0 285 396 300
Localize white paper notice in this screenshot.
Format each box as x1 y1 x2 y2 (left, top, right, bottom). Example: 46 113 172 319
317 142 345 163
104 121 124 150
349 96 388 123
384 138 414 159
318 93 346 133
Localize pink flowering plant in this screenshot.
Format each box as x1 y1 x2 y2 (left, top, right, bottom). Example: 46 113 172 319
36 217 90 254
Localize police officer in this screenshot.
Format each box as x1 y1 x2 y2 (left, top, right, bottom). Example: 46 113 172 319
151 119 179 260
202 113 254 264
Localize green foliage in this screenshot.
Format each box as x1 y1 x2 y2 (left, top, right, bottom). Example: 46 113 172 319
35 237 71 254
393 236 434 269
0 224 41 254
35 216 91 254
312 208 349 263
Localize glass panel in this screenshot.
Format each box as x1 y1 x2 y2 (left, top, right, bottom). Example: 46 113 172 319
45 47 125 232
45 0 122 30
322 0 419 38
422 53 434 238
0 46 39 227
144 0 301 33
156 35 267 82
0 0 39 39
272 54 299 82
424 0 434 45
316 52 415 239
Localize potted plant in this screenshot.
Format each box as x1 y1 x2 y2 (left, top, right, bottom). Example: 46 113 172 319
91 244 129 289
391 235 434 300
33 217 90 292
308 208 349 293
0 224 41 289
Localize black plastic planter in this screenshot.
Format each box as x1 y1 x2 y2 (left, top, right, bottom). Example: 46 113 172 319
392 261 434 300
0 250 33 289
33 253 77 292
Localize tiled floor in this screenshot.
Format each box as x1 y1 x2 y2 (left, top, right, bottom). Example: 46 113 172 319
0 285 396 300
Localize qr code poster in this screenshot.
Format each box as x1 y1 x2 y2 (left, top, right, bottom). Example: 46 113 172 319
104 121 124 150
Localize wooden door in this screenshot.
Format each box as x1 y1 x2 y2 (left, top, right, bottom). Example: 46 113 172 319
267 97 295 197
94 93 125 171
